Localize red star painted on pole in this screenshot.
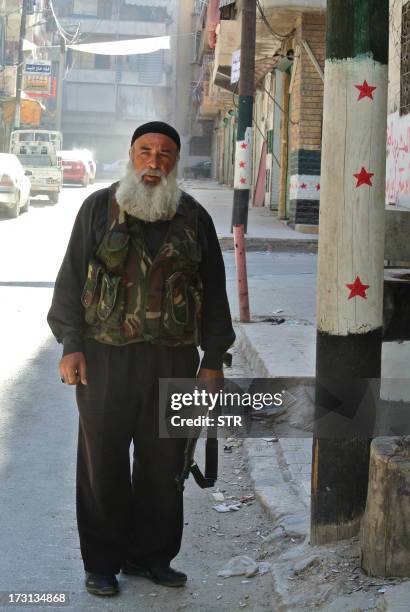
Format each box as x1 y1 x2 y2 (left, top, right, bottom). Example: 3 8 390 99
240 177 247 184
346 276 370 300
300 183 307 189
316 183 320 191
239 161 246 168
354 167 374 188
240 142 248 149
354 80 377 101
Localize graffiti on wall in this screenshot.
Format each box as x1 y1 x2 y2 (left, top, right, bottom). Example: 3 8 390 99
386 111 410 207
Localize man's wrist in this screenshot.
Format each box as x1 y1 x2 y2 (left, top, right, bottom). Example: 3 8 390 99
200 350 224 371
62 332 84 357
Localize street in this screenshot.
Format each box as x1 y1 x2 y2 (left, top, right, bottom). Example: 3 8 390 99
2 0 410 607
0 182 317 611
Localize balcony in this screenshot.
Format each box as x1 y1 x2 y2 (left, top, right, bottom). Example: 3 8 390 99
199 81 219 118
59 18 166 38
209 78 234 111
0 66 17 97
212 20 240 85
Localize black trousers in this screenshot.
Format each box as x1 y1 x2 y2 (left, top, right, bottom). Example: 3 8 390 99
75 338 200 575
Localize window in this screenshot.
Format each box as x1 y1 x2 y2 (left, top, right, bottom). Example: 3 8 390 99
220 0 237 20
138 50 164 84
72 50 94 69
95 54 111 69
73 0 98 16
119 3 169 22
192 31 201 63
267 129 274 154
401 1 410 115
97 0 112 19
55 1 74 18
265 168 271 193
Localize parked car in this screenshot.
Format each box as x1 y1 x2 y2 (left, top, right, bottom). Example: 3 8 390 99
0 153 31 217
102 158 128 178
188 160 212 179
58 150 91 186
78 149 96 183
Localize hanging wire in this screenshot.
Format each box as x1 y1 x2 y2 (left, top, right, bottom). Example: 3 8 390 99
48 0 80 44
256 0 295 41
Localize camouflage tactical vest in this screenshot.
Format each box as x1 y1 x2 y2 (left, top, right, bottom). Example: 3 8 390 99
81 185 203 346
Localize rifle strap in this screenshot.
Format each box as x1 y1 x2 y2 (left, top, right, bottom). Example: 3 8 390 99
190 437 218 488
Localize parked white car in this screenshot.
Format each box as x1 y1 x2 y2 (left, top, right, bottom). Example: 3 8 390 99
0 153 31 217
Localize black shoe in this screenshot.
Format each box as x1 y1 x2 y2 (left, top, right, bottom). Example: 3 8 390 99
122 561 187 587
85 572 119 596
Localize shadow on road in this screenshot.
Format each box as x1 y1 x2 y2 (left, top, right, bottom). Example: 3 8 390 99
0 281 55 288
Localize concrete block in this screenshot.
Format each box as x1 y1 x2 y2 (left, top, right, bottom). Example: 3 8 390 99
281 451 311 464
382 581 410 611
326 593 384 611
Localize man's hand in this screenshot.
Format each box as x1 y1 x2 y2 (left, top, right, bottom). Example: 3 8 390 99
197 368 224 394
197 368 223 380
59 352 88 386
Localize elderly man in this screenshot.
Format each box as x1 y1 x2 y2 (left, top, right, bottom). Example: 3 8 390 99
47 122 235 597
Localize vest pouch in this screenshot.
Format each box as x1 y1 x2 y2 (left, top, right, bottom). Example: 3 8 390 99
97 273 122 322
100 231 130 273
163 271 190 339
82 260 104 324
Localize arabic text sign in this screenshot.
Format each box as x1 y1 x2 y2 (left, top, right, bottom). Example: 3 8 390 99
231 49 241 84
24 61 51 75
23 74 51 95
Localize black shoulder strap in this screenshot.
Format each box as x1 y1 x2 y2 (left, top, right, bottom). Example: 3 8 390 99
190 436 218 489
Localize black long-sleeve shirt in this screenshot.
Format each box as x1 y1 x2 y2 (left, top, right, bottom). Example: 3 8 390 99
47 186 235 370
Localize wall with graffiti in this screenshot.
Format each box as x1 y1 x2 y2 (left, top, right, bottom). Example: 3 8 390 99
386 111 410 207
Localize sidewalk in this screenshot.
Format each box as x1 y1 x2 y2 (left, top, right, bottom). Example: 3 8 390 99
182 179 318 251
233 259 410 610
183 181 410 609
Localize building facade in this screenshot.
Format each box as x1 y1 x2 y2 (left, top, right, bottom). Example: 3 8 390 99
0 0 49 150
54 0 185 164
192 0 326 230
386 0 410 208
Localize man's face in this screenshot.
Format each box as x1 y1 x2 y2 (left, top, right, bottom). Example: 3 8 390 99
130 133 179 186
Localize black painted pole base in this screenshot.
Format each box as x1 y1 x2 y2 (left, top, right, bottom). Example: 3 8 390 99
310 328 382 545
231 189 249 233
311 437 371 545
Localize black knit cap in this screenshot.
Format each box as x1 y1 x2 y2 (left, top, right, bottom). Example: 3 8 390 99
130 121 181 150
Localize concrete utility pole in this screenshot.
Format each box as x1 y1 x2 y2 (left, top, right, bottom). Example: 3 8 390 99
14 0 28 128
231 0 256 323
55 37 66 131
311 0 389 545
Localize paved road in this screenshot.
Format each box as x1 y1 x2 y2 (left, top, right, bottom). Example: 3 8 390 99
0 184 294 611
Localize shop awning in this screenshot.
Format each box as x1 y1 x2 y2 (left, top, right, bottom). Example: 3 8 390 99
67 35 170 56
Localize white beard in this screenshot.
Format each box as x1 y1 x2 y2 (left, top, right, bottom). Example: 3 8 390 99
115 161 182 222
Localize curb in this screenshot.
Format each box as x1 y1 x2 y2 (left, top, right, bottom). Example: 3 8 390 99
219 236 318 252
235 325 271 378
243 439 309 530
